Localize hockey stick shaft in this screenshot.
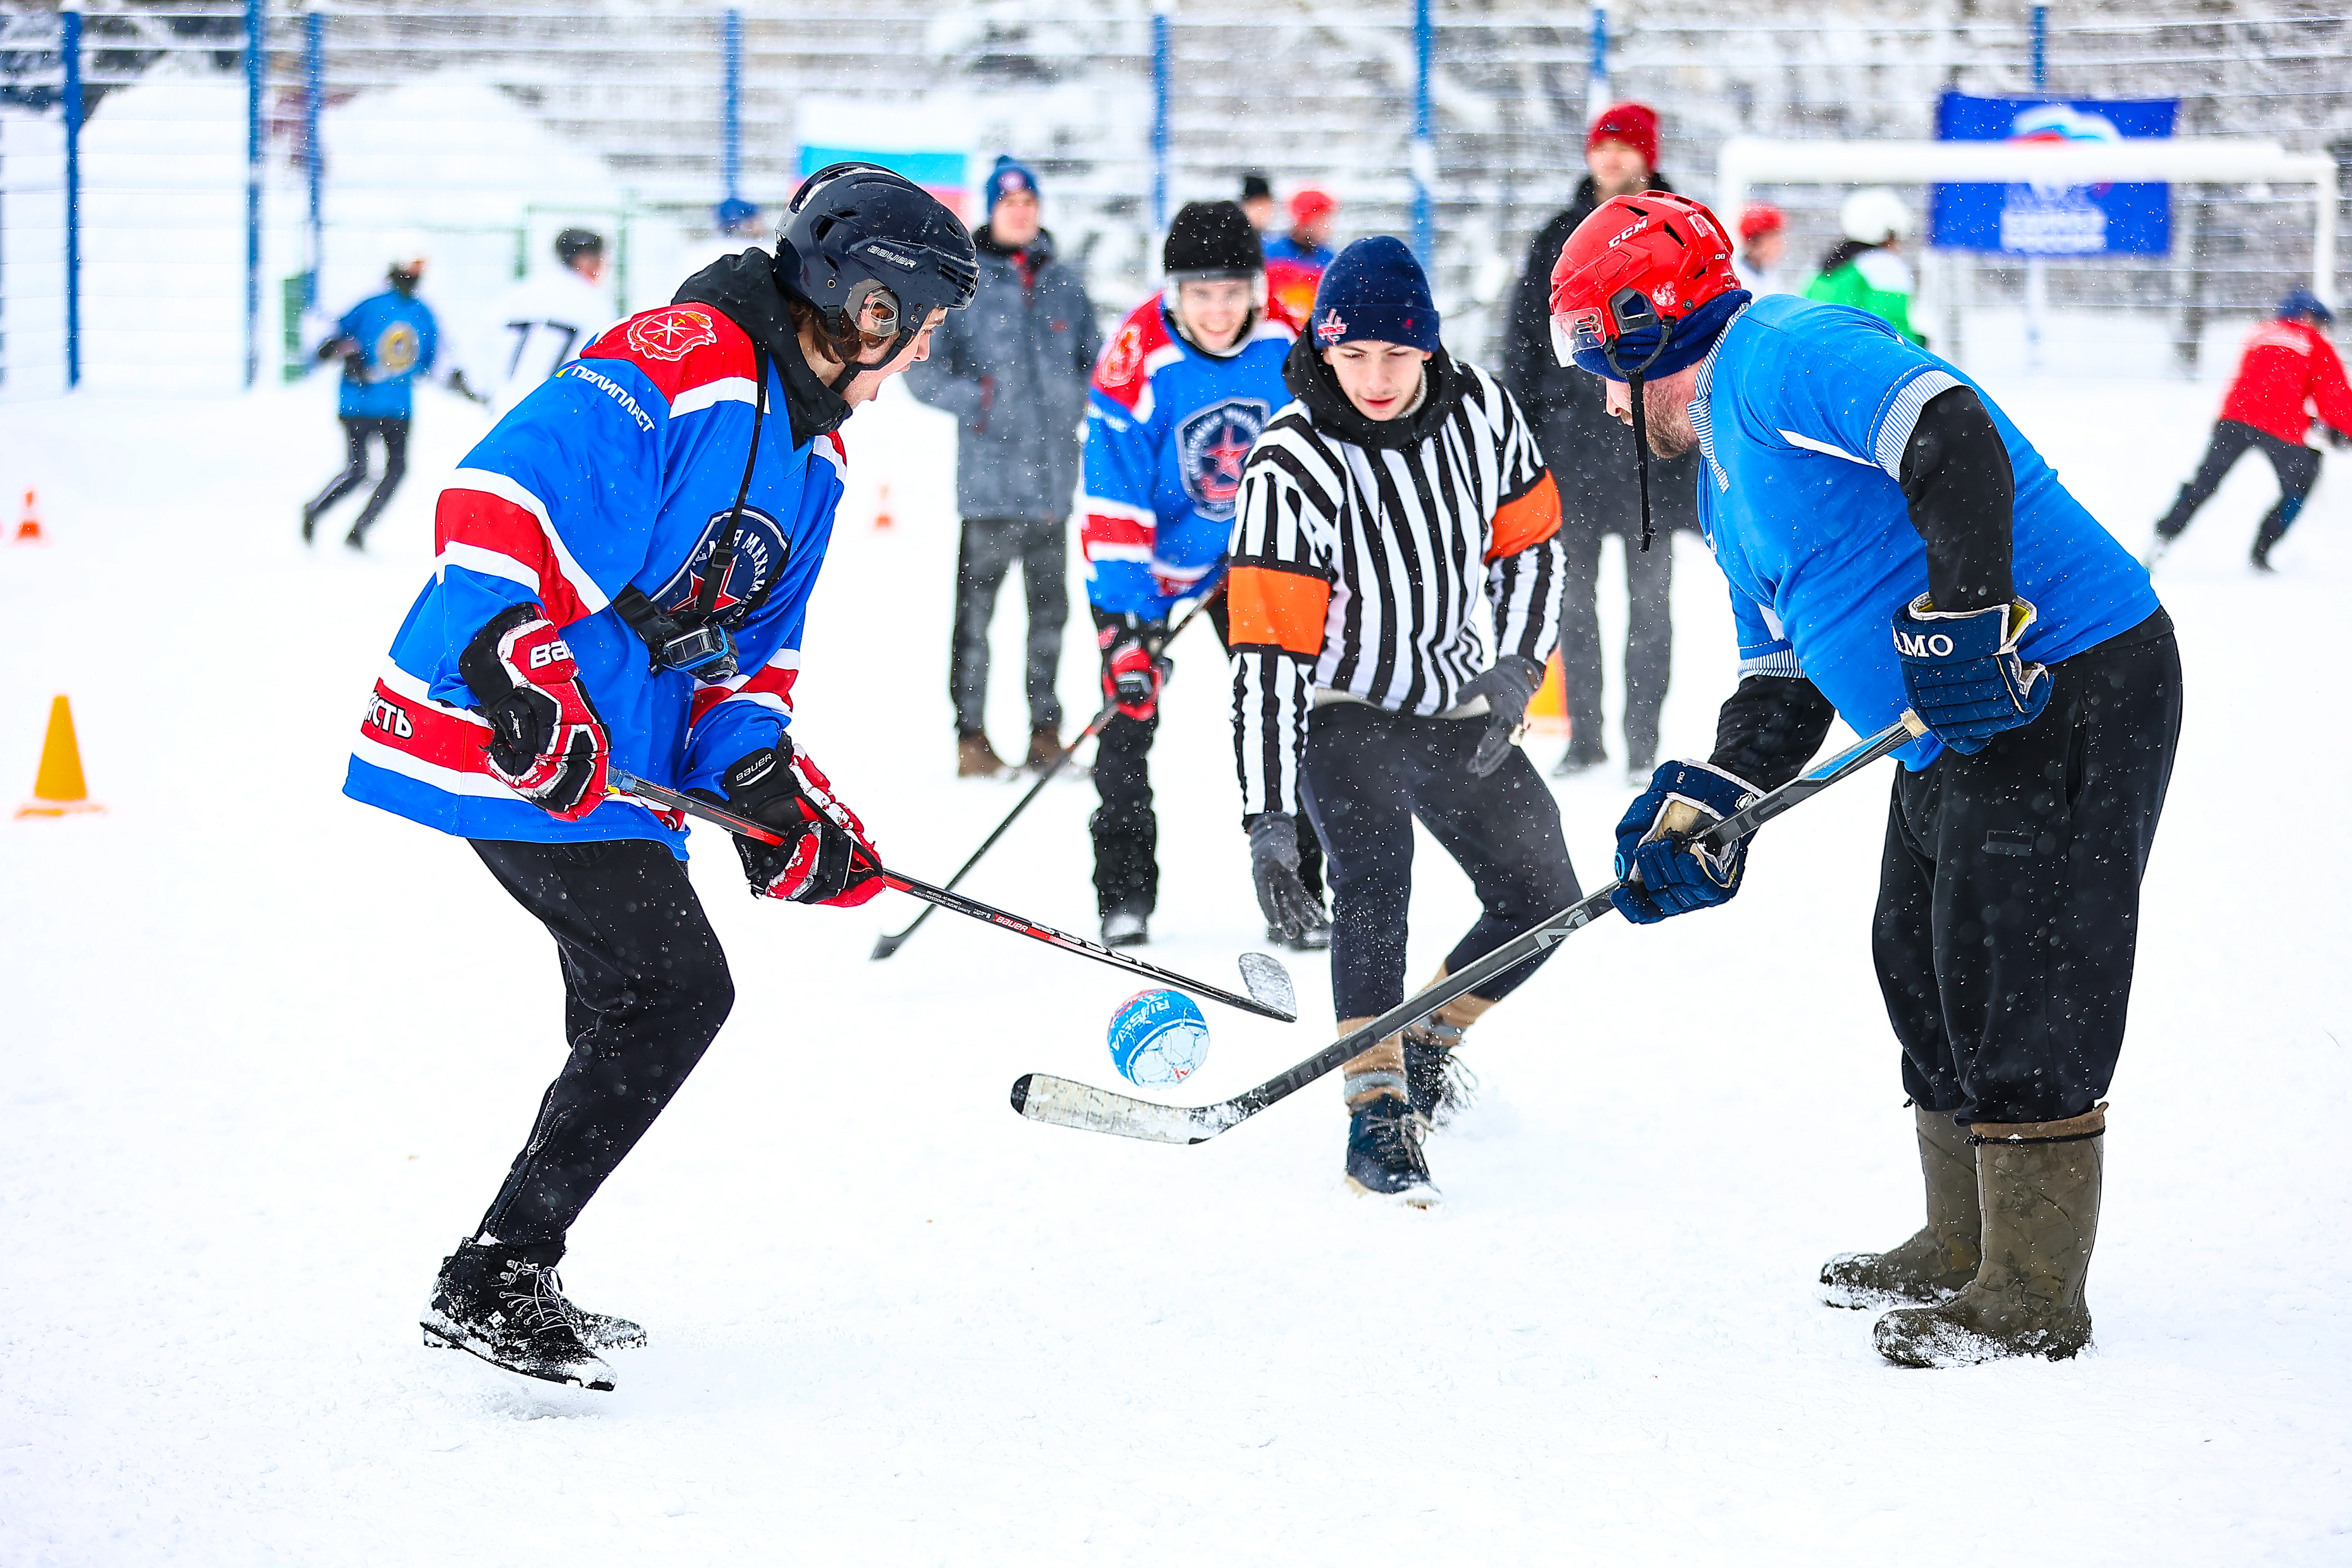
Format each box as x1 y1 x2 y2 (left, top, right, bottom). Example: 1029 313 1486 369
609 767 1295 1022
1011 710 1927 1144
871 586 1224 961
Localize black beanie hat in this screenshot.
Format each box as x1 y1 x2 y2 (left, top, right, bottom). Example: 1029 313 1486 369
1163 200 1264 279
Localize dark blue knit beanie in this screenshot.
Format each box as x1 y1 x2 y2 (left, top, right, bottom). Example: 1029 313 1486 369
1308 237 1439 353
985 155 1040 215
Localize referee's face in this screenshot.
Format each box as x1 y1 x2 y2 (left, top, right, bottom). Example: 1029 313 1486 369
1325 342 1432 422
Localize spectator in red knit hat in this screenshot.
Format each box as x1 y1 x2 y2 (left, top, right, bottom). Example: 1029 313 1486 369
1736 201 1791 297
1267 186 1339 270
1503 101 1697 780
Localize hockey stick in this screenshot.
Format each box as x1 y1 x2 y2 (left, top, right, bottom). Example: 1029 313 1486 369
871 584 1225 962
609 767 1297 1022
1009 710 1929 1144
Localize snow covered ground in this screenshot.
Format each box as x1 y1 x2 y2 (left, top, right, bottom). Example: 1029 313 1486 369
4 354 2349 1564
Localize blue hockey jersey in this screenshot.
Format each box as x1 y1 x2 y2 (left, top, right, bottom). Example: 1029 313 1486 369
344 301 843 853
1690 294 2161 769
332 290 440 419
1080 295 1297 620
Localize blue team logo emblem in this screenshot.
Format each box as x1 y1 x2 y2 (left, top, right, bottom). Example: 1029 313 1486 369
652 506 790 624
1177 399 1268 520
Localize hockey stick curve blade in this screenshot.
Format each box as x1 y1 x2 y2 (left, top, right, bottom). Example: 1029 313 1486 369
1236 952 1297 1020
1008 1072 1239 1144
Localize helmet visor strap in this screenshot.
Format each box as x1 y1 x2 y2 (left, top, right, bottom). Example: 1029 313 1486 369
1601 292 1674 554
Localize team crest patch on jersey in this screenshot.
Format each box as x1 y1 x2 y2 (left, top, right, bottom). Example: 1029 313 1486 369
627 308 721 362
1100 322 1147 387
1177 399 1269 520
373 322 421 376
653 505 791 622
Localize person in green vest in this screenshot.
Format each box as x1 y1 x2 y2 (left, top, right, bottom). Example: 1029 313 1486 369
1805 187 1927 347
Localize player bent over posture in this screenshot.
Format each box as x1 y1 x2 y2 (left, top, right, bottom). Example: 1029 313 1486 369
1549 191 2180 1365
343 165 975 1390
1232 238 1576 1206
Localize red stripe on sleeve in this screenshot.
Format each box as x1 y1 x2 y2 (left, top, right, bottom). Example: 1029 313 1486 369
434 489 586 627
1083 513 1154 549
359 680 490 775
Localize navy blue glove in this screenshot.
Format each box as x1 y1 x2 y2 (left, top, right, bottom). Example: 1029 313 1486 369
1892 594 2052 754
1608 761 1760 925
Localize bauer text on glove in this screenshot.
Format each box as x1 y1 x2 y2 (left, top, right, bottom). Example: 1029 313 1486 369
701 741 886 908
459 603 611 821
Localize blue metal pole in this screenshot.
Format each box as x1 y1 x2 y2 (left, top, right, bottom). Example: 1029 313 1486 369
723 8 742 206
305 7 323 309
1588 3 1609 122
2031 5 2047 92
1410 0 1432 269
1151 0 1171 232
245 0 264 389
62 0 82 390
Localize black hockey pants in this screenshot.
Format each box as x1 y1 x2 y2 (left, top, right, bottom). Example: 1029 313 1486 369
1301 701 1581 1021
1556 518 1673 767
1090 599 1322 917
304 416 411 543
468 838 735 1258
2154 419 2320 562
951 515 1068 736
1875 611 2181 1126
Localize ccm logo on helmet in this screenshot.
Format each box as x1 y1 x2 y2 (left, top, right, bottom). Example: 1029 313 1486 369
1895 631 1957 658
1611 216 1652 246
527 640 574 671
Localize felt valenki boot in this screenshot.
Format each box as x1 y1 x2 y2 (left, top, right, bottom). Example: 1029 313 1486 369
1821 1105 1982 1308
1873 1105 2106 1368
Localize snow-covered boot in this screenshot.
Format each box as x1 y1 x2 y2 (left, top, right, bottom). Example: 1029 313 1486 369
1821 1104 1981 1308
1402 974 1490 1128
1874 1105 2105 1368
1345 1095 1440 1208
1267 911 1332 952
1101 901 1150 948
421 1241 616 1391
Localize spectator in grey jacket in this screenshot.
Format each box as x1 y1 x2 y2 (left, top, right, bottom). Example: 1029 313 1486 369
906 155 1104 777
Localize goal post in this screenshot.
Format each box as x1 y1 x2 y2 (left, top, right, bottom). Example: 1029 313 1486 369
1714 136 2339 306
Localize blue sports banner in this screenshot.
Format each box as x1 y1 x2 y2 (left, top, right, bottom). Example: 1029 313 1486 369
1930 93 2178 256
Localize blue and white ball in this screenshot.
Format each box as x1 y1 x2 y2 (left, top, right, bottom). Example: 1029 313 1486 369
1107 989 1211 1086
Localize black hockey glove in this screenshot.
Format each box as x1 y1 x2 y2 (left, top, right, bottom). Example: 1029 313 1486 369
1454 655 1544 777
1247 813 1324 942
697 742 886 908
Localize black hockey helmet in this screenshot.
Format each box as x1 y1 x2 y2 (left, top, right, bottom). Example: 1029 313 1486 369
775 162 978 390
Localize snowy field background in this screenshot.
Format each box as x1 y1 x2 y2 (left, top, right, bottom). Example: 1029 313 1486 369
4 330 2350 1563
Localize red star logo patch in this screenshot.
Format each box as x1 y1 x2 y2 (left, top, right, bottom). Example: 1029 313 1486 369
626 308 719 362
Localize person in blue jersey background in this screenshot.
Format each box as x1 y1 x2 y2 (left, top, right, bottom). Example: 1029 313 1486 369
1551 191 2180 1370
300 243 470 551
346 167 977 1395
1078 200 1325 951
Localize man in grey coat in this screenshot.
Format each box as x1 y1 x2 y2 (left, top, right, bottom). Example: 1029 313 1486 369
907 155 1104 777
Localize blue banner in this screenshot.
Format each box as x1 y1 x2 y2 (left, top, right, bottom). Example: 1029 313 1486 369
1930 93 2177 256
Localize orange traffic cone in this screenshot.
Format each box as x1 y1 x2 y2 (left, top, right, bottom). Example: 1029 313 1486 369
873 482 894 530
15 695 104 818
1524 650 1569 734
13 489 44 544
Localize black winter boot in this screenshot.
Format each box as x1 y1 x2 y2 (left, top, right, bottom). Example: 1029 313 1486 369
1345 1096 1440 1208
1821 1105 1982 1308
421 1240 617 1390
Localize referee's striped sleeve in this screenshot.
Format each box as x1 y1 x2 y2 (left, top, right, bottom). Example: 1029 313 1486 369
1484 382 1566 667
1229 434 1332 820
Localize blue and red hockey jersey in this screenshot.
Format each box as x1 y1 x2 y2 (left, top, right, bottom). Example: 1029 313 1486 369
344 302 843 853
1080 295 1297 620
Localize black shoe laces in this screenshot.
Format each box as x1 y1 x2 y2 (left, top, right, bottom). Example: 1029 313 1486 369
1362 1104 1434 1180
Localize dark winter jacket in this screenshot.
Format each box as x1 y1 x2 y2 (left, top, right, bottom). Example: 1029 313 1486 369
904 227 1102 523
1502 175 1701 538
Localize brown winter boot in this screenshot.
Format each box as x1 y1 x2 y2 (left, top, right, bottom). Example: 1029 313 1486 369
1873 1104 2106 1368
1024 724 1067 772
1820 1104 1982 1308
957 732 1009 779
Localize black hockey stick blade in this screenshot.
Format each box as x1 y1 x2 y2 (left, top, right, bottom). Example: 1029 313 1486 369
1010 710 1926 1144
610 769 1296 1022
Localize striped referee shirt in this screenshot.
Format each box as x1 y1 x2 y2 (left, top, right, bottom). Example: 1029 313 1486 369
1228 352 1565 818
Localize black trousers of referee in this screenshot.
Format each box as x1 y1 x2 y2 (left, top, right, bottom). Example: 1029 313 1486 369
1300 701 1581 1022
303 416 412 545
2154 419 2320 563
1091 597 1324 917
1875 612 2181 1126
467 838 734 1260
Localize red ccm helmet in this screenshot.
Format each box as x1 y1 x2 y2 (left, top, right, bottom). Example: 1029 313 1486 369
1548 192 1746 549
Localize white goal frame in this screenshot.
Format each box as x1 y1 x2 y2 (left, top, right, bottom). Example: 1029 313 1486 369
1715 136 2339 305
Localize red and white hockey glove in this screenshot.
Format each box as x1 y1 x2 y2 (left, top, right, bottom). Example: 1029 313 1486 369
707 741 885 908
1098 621 1167 722
459 603 610 821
